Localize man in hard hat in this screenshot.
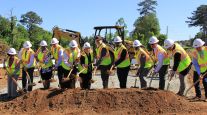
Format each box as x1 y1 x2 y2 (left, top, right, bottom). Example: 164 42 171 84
35 40 53 89
4 48 20 98
164 39 192 96
113 36 130 88
191 38 207 100
133 40 154 88
149 36 170 90
94 36 112 89
61 40 80 89
50 38 64 88
78 42 93 89
18 41 36 92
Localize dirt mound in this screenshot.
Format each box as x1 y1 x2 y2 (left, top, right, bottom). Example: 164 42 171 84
0 88 206 114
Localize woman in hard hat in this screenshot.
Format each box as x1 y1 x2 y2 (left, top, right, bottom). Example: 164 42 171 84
113 36 130 88
78 42 93 89
35 40 53 89
191 38 207 101
4 48 20 98
149 36 170 90
164 39 192 96
50 38 64 88
133 40 153 88
61 40 80 89
94 36 112 89
18 41 36 92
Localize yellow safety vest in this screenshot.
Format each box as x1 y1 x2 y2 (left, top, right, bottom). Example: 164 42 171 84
5 56 20 75
193 46 207 73
172 43 191 73
62 47 80 70
78 50 94 74
51 44 63 61
154 45 170 65
96 43 111 66
37 47 53 69
114 44 130 68
21 48 36 68
135 48 153 68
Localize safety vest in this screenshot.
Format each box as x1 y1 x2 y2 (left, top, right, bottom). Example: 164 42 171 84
172 43 191 73
21 48 36 68
114 44 130 68
96 43 111 66
37 47 53 69
193 46 207 73
51 44 63 61
135 48 153 68
78 50 94 74
5 56 20 75
154 45 170 65
62 47 80 70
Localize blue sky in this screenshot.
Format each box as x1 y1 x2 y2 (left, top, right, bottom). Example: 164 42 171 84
0 0 206 41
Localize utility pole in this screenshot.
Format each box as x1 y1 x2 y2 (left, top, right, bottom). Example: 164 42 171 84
166 26 168 38
9 9 16 45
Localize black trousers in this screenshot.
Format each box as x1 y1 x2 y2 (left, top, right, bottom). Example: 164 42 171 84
158 65 168 90
99 65 111 89
117 66 130 88
193 71 207 98
40 67 52 80
79 72 92 89
22 67 34 91
58 66 64 85
60 67 77 89
138 67 151 88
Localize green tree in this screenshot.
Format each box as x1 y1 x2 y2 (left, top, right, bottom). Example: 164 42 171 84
137 0 157 16
115 18 129 39
186 5 207 42
20 11 43 41
133 13 160 46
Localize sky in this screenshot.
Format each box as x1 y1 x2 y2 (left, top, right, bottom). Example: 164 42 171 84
0 0 206 41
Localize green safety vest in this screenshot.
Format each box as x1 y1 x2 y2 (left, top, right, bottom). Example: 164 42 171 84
96 43 111 66
21 48 36 68
78 51 93 74
193 46 207 73
154 45 170 65
135 48 153 68
5 56 20 75
114 44 130 68
37 48 53 69
172 43 191 73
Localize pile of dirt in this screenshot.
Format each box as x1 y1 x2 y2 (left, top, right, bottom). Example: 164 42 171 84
0 88 206 114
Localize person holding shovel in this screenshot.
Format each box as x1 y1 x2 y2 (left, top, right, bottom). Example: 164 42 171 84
133 40 154 88
148 36 170 90
50 38 64 88
113 36 130 88
18 41 36 92
61 40 80 89
94 36 112 89
35 40 53 89
4 48 20 98
191 38 207 101
164 39 192 96
78 42 94 90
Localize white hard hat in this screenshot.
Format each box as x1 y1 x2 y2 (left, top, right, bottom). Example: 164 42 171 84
193 38 205 48
23 41 32 48
69 40 78 48
40 40 48 46
83 42 91 49
164 39 174 49
7 48 17 55
50 38 59 44
149 36 159 44
114 36 122 43
133 40 142 47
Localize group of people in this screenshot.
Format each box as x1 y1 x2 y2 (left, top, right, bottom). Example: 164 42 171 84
3 35 207 101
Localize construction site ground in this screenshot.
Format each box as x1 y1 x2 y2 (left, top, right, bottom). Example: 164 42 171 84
0 69 207 114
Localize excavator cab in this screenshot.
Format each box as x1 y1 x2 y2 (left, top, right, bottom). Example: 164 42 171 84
52 26 84 48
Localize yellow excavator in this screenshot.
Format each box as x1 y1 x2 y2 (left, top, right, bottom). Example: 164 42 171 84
52 26 84 48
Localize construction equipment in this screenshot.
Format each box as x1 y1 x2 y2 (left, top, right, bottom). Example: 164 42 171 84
52 26 84 48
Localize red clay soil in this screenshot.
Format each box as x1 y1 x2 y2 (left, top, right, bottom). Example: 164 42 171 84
0 88 207 115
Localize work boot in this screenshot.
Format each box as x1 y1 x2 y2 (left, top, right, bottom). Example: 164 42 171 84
190 96 202 100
